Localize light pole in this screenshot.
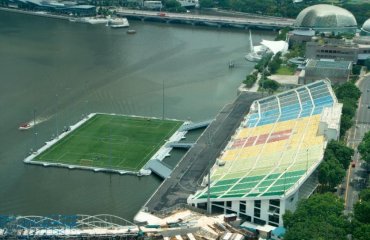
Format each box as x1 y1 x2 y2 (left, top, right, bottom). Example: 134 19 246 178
56 94 59 138
162 79 165 120
306 148 309 174
33 109 37 153
207 167 211 215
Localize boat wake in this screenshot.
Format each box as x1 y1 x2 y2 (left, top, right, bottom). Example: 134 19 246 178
19 116 51 130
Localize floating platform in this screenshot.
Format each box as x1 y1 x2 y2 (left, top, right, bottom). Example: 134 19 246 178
24 113 187 175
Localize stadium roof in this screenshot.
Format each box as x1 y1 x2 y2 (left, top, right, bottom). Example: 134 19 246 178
294 4 357 31
191 80 337 201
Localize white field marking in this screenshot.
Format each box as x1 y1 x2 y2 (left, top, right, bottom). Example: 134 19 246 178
133 122 182 169
56 151 69 162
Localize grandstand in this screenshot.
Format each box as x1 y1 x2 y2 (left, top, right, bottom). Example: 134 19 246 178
187 80 342 227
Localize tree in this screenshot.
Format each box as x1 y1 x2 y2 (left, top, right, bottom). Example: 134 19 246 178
352 189 370 240
243 72 258 88
268 52 282 74
259 79 280 93
325 140 354 169
340 114 353 138
352 65 362 75
318 156 345 189
365 58 370 71
199 0 214 8
341 97 357 117
163 0 185 12
353 223 370 240
283 193 348 240
335 82 361 101
354 189 370 224
358 131 370 164
275 27 291 41
255 53 273 72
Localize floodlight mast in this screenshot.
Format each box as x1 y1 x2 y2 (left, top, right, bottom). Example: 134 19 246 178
207 167 211 215
56 94 59 138
162 79 165 120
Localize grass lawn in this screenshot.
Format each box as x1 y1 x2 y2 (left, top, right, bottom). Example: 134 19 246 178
34 114 183 172
276 65 296 75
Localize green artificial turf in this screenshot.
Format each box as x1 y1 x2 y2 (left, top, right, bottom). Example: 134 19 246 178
34 114 183 172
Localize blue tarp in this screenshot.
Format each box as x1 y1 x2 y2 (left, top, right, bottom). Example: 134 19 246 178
272 226 286 237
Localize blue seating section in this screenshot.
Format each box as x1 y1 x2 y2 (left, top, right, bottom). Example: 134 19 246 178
244 81 334 128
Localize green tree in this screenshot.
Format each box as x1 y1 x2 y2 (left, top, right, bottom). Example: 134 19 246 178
352 65 362 75
340 114 353 138
243 72 258 88
318 156 345 189
283 193 348 240
163 0 185 12
365 58 370 71
354 189 370 224
275 27 291 41
358 131 370 164
259 79 280 93
255 53 273 72
199 0 214 8
353 223 370 240
284 43 305 59
335 82 361 101
325 140 354 169
268 52 282 74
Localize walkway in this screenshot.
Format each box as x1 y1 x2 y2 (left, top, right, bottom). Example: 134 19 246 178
143 92 262 212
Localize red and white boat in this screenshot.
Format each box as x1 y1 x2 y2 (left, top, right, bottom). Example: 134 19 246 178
19 123 32 130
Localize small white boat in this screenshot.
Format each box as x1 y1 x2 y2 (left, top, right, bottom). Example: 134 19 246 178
107 18 129 28
19 123 32 130
127 29 136 34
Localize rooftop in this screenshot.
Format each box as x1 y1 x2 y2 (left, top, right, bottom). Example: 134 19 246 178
294 4 357 32
306 59 352 70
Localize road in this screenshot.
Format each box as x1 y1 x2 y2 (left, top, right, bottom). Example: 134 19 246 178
116 8 295 28
343 74 370 214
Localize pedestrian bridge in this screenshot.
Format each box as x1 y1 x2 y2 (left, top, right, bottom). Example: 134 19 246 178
117 9 295 29
166 142 194 149
145 159 172 179
0 214 139 238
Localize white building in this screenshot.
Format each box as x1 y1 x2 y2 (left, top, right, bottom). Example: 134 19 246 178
188 80 342 227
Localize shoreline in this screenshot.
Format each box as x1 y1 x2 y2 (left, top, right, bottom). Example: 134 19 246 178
0 6 71 20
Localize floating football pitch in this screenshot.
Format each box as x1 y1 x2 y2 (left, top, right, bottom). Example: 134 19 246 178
34 114 183 172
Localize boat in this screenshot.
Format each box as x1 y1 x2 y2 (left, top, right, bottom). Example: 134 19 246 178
107 18 129 28
19 123 32 130
127 29 136 34
245 30 267 62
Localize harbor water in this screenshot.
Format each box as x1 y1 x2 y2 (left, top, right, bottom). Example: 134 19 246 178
0 10 274 220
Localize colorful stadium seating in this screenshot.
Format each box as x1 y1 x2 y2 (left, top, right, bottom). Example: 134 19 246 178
193 80 335 200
